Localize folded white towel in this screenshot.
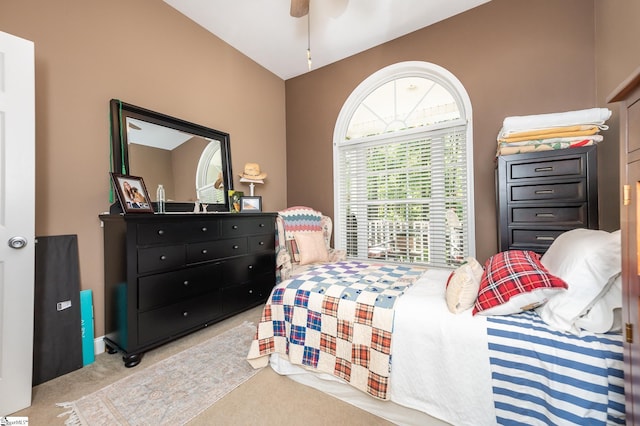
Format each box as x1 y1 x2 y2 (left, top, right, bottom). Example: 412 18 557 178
500 108 611 136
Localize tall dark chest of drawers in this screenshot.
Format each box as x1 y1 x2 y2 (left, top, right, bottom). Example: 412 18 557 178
496 146 598 254
100 212 276 367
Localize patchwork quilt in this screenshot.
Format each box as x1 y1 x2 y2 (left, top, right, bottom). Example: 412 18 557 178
246 260 426 400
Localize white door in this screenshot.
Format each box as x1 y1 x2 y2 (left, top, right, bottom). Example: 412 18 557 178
0 31 36 416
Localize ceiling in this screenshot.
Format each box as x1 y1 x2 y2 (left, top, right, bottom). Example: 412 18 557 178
163 0 491 80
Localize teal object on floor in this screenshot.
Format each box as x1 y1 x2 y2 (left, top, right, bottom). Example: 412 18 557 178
80 289 95 365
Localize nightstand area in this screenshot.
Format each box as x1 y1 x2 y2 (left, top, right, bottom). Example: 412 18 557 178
496 146 598 253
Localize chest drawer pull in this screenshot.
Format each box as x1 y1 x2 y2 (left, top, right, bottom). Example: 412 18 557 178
157 229 165 235
232 225 239 230
201 227 208 232
535 213 555 218
534 166 554 172
248 289 253 294
160 255 167 261
182 311 189 317
248 265 254 270
259 241 265 245
259 223 265 227
233 245 239 249
183 280 189 286
535 235 555 241
535 189 554 194
201 249 208 254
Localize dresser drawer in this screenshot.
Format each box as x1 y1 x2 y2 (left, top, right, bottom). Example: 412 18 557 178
137 221 219 245
509 157 584 180
223 273 275 315
510 229 571 251
187 237 247 263
248 234 275 253
138 292 222 345
220 217 275 237
510 181 585 202
138 263 223 312
224 253 274 285
138 245 186 274
510 205 587 225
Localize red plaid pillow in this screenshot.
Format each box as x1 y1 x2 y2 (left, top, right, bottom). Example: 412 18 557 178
473 250 567 316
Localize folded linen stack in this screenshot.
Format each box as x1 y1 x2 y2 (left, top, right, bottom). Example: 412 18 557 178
496 107 612 156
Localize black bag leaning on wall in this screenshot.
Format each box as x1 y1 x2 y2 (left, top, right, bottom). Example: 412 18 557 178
32 234 83 386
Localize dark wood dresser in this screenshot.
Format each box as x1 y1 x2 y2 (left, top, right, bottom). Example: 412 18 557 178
99 212 276 367
496 146 599 253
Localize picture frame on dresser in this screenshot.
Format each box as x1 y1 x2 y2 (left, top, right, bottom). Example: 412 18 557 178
110 173 154 213
240 196 262 212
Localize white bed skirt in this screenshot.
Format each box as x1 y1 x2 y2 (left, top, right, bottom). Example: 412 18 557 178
269 354 450 426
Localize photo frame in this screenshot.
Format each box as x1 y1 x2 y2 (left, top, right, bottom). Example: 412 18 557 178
228 190 244 213
239 196 262 212
110 173 154 213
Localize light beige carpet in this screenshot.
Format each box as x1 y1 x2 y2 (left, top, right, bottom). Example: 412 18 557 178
58 322 260 425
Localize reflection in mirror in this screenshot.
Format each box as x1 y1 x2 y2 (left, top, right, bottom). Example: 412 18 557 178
110 99 233 212
196 141 225 203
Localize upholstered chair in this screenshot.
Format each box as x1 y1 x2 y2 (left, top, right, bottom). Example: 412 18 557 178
275 206 347 282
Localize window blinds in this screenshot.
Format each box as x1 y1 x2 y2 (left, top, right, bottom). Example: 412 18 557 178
336 123 468 268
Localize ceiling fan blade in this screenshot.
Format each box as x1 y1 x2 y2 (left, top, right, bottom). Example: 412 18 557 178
290 0 309 18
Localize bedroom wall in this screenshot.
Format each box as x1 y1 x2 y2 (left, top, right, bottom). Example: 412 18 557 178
0 0 287 337
594 0 640 232
285 0 603 263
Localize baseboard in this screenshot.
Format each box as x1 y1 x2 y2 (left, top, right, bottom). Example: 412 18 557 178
94 335 106 355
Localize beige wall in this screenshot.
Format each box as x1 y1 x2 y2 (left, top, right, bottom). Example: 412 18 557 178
285 0 601 263
0 0 287 337
595 0 640 231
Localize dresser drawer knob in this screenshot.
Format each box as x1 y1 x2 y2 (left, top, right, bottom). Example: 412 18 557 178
201 249 208 254
248 265 253 270
248 289 253 294
160 255 167 261
233 245 239 249
535 189 554 195
232 225 238 230
259 241 265 246
259 223 265 227
201 227 208 232
157 229 165 235
183 280 189 286
182 311 189 317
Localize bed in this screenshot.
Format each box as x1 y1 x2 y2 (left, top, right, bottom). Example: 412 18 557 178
247 228 624 426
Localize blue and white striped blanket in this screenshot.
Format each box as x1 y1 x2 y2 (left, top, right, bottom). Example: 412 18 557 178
487 311 625 425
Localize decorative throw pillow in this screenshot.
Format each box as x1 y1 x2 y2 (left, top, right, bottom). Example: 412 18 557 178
536 229 621 333
445 257 484 314
473 250 567 316
285 239 300 263
294 232 330 265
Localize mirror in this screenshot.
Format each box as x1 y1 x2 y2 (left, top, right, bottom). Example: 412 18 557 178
109 99 233 212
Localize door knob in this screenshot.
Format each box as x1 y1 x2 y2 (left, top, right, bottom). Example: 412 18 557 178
8 236 27 249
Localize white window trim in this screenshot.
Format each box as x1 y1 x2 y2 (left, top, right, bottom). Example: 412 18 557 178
332 61 476 259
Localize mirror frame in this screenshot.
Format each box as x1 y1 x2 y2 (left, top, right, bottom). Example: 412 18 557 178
109 99 233 212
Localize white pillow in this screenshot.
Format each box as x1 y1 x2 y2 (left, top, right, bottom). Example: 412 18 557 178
445 257 484 314
294 232 329 265
575 273 622 333
536 229 621 334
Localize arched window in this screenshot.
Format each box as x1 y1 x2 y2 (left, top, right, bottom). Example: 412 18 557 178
333 61 474 268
